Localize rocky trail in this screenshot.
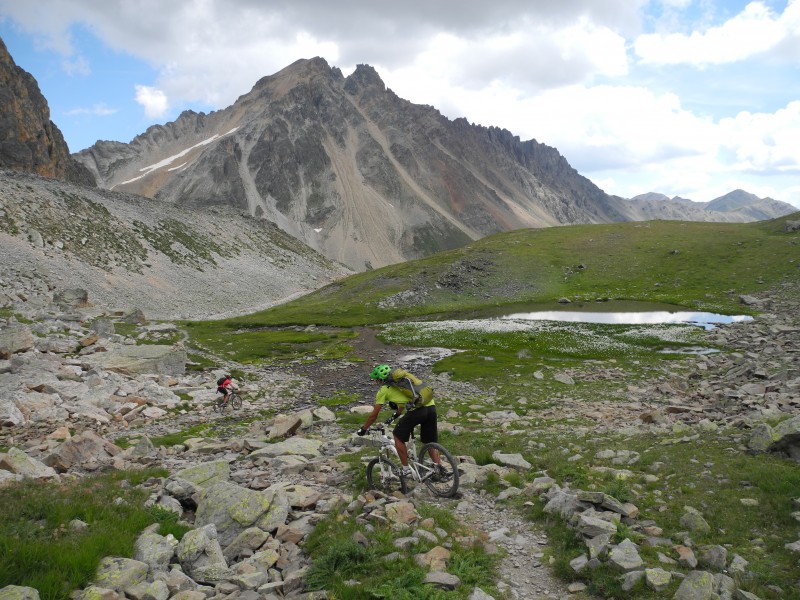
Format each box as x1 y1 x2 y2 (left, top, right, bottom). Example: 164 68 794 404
116 326 588 599
2 281 799 600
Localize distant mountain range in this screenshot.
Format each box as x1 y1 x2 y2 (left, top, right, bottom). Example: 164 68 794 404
628 190 795 222
1 37 797 273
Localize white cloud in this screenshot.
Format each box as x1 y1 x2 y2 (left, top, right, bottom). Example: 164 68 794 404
134 85 168 118
717 100 800 175
577 98 800 207
635 1 800 66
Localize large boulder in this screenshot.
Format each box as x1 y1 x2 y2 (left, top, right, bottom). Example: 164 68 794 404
172 460 230 489
53 288 89 309
0 325 34 358
0 586 40 600
93 557 148 592
248 437 322 459
769 415 800 461
43 430 122 472
11 391 68 424
175 524 227 580
133 532 175 574
673 570 716 600
0 399 25 427
491 451 532 470
0 447 58 480
83 344 186 376
195 482 290 546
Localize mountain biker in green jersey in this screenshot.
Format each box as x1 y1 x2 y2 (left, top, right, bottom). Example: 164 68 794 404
357 364 440 477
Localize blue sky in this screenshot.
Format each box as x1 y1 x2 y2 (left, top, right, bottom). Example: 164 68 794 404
1 0 798 208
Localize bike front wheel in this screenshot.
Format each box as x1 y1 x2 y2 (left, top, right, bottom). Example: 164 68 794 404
366 456 407 495
418 442 460 498
229 392 242 409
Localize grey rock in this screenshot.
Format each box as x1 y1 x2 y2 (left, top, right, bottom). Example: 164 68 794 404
680 508 711 534
577 514 618 538
0 325 34 358
194 482 290 546
490 451 531 470
175 524 227 579
698 544 728 571
53 289 89 309
468 588 495 600
44 430 122 473
673 570 716 600
0 447 58 479
0 586 40 600
134 532 175 574
608 538 644 572
645 567 672 591
424 571 460 590
83 344 186 377
172 461 230 489
93 557 149 592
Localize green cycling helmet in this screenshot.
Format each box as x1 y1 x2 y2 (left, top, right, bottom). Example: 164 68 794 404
370 364 392 380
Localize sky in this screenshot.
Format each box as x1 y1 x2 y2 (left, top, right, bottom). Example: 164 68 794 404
1 0 799 208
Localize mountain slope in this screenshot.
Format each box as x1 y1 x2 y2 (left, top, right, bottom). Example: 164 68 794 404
75 58 797 272
0 169 351 320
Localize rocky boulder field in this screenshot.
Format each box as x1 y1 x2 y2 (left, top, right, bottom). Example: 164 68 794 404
1 279 799 600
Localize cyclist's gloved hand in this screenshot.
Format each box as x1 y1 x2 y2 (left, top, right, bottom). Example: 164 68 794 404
356 427 367 437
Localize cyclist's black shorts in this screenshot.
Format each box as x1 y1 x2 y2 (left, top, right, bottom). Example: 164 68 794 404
393 405 438 444
217 386 227 394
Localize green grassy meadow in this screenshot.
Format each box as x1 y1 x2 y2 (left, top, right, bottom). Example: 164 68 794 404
187 216 798 328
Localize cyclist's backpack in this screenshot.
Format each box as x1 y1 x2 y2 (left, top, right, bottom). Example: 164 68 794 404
386 368 433 406
216 376 227 386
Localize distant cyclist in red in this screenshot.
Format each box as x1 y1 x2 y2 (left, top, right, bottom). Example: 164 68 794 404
216 374 234 407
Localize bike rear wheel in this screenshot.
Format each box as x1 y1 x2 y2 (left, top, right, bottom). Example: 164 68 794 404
418 442 459 497
366 456 407 495
229 392 242 409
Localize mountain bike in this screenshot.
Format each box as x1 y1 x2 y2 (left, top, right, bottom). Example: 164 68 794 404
215 391 242 411
364 419 459 498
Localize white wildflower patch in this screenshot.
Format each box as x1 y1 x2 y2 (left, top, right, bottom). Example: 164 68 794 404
381 317 705 358
618 324 699 343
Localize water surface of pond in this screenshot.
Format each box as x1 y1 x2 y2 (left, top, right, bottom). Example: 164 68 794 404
500 309 753 329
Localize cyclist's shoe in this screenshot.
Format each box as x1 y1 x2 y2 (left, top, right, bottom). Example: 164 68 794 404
400 466 413 479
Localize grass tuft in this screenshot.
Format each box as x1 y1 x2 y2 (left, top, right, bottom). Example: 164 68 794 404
0 469 189 599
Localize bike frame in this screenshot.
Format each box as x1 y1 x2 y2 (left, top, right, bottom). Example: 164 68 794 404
370 425 436 483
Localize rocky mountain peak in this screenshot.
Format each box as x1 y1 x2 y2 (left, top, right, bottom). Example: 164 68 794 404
0 36 94 186
707 189 760 211
345 63 386 92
